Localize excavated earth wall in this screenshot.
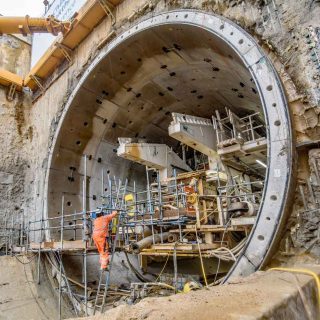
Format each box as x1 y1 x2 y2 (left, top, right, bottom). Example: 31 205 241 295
0 0 319 261
0 35 32 248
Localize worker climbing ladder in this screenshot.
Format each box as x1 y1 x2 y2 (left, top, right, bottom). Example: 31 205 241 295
93 179 128 314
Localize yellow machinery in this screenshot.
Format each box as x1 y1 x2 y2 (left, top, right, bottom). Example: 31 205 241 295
0 15 71 36
0 0 123 95
0 14 71 100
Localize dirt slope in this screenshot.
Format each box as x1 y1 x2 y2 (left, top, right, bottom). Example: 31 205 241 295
73 267 319 320
0 255 58 320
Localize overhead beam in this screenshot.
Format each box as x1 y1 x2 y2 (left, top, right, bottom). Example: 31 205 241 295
24 0 123 91
168 112 218 157
117 138 191 179
168 112 219 169
0 15 71 36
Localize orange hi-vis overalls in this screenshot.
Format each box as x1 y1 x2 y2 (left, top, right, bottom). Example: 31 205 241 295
92 211 117 269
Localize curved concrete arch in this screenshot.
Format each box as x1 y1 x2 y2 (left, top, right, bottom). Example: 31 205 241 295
45 10 294 279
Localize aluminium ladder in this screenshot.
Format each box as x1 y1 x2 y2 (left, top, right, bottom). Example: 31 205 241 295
93 179 127 314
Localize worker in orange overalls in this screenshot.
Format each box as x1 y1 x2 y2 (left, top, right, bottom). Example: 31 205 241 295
92 210 118 270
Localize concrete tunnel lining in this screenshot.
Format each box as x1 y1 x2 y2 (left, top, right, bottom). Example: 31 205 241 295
44 10 294 280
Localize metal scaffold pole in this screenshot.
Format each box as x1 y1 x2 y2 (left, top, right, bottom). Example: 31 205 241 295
4 213 8 255
37 200 44 284
83 154 88 317
146 167 155 244
59 194 65 320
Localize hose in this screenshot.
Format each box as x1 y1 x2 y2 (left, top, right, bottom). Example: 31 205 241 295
195 226 208 286
269 267 320 315
124 252 149 283
130 232 170 254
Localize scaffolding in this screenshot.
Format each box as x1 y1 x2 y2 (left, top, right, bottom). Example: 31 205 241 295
0 157 131 318
0 107 267 317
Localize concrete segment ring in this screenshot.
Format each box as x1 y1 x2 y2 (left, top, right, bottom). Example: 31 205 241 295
46 10 294 280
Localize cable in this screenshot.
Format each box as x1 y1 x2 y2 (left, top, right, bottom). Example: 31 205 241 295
213 215 233 283
195 226 208 286
207 237 247 262
124 251 149 283
155 254 170 283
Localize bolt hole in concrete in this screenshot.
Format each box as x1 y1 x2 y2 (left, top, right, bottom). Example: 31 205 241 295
45 11 292 301
274 120 281 126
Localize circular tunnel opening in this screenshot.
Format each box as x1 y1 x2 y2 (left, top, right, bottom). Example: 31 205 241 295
45 10 293 305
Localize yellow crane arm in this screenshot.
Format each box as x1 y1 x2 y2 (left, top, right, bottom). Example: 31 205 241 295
0 15 71 36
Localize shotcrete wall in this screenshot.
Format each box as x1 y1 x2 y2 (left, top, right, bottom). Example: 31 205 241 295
0 0 319 262
0 35 32 248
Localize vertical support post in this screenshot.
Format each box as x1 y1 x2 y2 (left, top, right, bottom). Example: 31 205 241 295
133 181 138 242
216 162 225 226
4 214 8 255
59 194 65 320
26 221 30 254
157 170 163 243
198 178 207 224
146 167 155 244
82 155 88 317
10 215 14 256
173 169 182 241
38 201 45 284
173 245 178 292
19 214 23 246
249 115 254 141
37 236 41 284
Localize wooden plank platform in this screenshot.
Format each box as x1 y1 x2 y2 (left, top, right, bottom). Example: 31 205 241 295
29 240 97 251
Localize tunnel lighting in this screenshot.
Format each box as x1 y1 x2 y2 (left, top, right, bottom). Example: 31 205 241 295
256 159 267 168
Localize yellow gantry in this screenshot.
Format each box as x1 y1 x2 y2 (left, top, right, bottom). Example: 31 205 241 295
0 15 71 36
0 0 123 96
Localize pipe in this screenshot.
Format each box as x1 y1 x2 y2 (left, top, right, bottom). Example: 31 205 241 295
0 15 71 36
134 225 152 237
167 233 178 243
131 232 170 254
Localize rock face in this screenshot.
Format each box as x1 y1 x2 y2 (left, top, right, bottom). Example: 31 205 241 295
0 0 319 260
293 149 320 257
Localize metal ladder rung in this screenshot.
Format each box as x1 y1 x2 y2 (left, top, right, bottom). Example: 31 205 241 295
93 180 127 315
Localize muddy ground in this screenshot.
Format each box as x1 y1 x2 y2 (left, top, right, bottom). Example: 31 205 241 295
72 264 319 320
